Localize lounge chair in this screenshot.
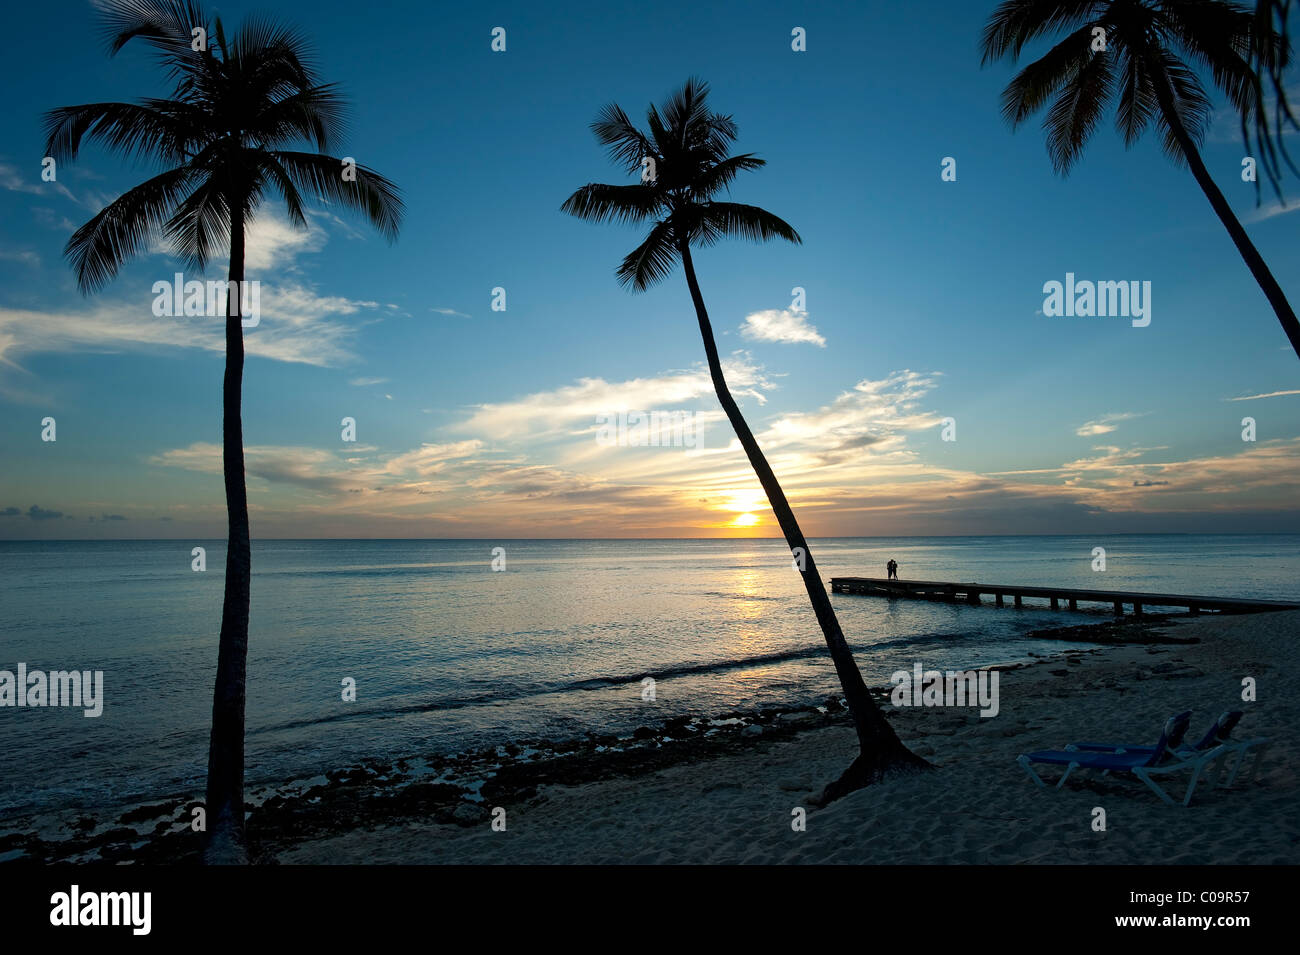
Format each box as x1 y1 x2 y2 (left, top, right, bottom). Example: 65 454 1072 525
1071 710 1242 757
1071 711 1268 789
1017 711 1233 806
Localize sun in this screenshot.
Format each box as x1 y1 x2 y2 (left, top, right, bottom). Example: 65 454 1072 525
729 512 760 528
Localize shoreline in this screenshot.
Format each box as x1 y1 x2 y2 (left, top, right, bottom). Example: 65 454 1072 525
3 611 1293 865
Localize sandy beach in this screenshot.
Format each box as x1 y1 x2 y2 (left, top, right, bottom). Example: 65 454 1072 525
4 608 1293 866
272 609 1298 865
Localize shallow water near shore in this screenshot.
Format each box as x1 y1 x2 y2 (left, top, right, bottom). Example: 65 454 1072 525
2 534 1297 828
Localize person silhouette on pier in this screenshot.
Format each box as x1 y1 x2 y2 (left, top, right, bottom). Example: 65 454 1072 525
886 559 898 580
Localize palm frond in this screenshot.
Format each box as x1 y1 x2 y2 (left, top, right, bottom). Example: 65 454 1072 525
97 0 209 75
1150 48 1215 166
1043 37 1115 172
42 100 205 164
695 202 802 246
161 173 231 270
250 84 346 151
592 102 654 174
691 153 764 199
560 183 663 224
999 22 1104 128
267 150 403 242
64 165 197 292
615 218 678 291
980 0 1104 64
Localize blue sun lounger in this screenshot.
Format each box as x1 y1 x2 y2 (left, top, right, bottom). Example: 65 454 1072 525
1072 710 1242 757
1070 710 1269 789
1017 711 1234 806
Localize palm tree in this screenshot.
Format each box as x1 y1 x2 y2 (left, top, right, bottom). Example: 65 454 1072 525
562 78 928 802
1244 0 1298 198
44 0 402 862
981 0 1300 361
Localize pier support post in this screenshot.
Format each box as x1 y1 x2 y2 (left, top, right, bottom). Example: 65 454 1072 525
1068 598 1077 611
1050 597 1059 610
995 592 1004 607
1014 595 1022 608
1113 601 1124 617
1134 603 1143 616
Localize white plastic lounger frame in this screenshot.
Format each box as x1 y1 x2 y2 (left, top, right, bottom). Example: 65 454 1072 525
1017 743 1235 807
1220 737 1271 788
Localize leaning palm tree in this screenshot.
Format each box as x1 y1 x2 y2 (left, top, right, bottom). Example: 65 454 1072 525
562 78 928 802
44 0 402 862
981 0 1300 361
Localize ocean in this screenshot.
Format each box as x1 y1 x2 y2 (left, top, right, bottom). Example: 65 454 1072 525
2 535 1297 826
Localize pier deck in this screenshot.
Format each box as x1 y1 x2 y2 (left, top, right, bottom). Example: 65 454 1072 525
828 577 1300 616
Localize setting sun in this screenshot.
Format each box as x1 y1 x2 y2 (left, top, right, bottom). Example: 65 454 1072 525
729 513 760 528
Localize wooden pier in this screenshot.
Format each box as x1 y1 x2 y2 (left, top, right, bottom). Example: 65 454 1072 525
829 577 1300 617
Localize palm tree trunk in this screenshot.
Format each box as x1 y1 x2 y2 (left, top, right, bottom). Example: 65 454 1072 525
204 203 252 864
678 243 928 801
1154 74 1300 361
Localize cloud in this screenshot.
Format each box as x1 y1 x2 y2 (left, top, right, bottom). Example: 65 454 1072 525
760 370 942 464
0 282 384 369
431 307 471 319
152 443 365 493
1247 199 1300 223
243 210 330 272
1076 412 1142 436
0 161 82 207
0 249 41 268
1227 389 1300 401
101 513 126 521
349 377 389 387
460 355 774 440
739 308 826 347
27 504 63 520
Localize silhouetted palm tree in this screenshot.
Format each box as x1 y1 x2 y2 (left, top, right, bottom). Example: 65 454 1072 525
562 78 928 802
44 0 402 862
1244 0 1298 197
981 0 1300 360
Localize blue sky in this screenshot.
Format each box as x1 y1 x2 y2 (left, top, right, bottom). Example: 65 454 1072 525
1 0 1298 538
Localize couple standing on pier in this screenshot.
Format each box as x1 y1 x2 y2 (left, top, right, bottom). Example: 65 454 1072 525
886 559 899 580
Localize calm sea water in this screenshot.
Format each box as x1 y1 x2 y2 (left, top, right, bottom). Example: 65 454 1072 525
1 535 1297 824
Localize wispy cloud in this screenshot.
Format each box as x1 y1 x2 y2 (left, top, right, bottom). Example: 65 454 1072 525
431 307 471 319
739 308 826 347
459 354 774 440
1227 389 1300 401
0 249 41 268
0 281 384 370
1076 412 1142 436
0 161 83 208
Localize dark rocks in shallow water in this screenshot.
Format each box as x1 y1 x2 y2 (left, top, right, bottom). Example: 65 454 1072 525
664 716 695 737
451 802 489 826
117 801 174 825
632 726 656 740
825 696 845 713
